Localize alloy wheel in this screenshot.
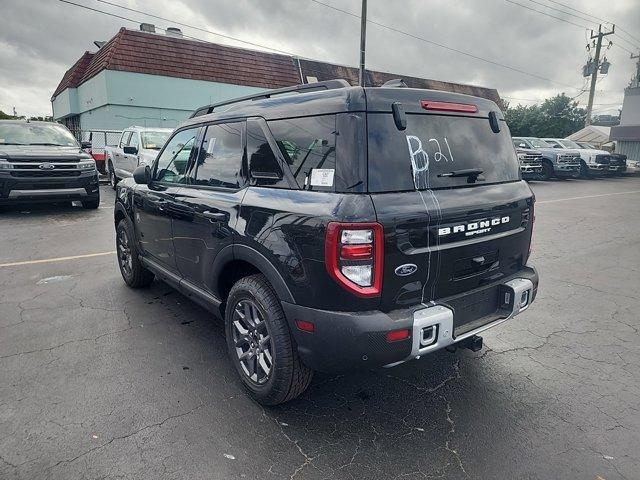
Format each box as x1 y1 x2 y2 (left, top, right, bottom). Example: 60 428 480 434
232 299 273 385
117 227 133 277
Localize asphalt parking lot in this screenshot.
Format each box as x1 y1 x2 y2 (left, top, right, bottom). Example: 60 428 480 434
1 177 639 480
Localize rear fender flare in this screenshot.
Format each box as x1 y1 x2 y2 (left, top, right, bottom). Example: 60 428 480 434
210 244 295 304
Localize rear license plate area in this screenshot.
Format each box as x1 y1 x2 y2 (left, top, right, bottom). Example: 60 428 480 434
448 285 501 337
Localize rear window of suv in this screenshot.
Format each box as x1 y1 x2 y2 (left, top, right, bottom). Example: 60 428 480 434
367 113 520 192
268 116 336 190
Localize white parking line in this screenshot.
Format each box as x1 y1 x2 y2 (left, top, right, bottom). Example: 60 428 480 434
0 251 116 268
537 189 640 205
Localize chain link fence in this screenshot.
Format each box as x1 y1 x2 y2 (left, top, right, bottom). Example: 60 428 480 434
70 129 122 173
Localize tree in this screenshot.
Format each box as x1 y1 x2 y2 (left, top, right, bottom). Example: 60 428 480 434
0 111 54 122
504 94 586 138
0 110 17 120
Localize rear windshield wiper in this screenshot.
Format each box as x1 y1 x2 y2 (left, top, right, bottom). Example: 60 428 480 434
438 168 484 183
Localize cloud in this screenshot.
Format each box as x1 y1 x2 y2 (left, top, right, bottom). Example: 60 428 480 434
0 0 637 118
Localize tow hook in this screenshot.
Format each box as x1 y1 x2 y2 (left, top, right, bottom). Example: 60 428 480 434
447 335 483 353
461 335 483 352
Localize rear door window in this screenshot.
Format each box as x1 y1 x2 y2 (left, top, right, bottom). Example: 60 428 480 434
367 113 520 192
193 122 245 189
268 115 336 190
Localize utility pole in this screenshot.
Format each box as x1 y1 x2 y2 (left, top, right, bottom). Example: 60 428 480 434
631 51 640 88
585 24 615 126
358 0 367 87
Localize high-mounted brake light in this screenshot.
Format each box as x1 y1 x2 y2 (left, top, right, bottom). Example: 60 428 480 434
325 222 383 298
420 100 478 113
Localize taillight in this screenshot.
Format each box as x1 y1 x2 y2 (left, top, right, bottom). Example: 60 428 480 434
420 100 478 113
325 222 383 298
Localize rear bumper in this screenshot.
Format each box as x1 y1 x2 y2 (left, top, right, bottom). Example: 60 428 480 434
0 172 99 204
283 265 539 373
608 165 626 173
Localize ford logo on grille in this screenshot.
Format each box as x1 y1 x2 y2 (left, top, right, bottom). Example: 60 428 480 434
395 264 418 276
39 163 55 170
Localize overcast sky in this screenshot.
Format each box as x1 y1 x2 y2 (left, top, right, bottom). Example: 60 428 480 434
0 0 638 118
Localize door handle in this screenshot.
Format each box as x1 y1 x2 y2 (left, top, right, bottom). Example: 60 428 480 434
202 211 226 222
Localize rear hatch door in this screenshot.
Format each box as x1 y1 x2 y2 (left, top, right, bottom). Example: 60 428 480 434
366 98 534 319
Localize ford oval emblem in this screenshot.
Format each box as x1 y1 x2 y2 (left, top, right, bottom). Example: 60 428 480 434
395 263 418 276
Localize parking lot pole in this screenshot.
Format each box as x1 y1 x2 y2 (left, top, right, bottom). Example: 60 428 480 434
359 0 367 87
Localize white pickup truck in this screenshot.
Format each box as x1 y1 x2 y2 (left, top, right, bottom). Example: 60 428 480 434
543 137 614 178
105 127 172 188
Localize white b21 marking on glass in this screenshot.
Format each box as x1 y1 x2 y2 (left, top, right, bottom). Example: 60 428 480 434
406 135 455 189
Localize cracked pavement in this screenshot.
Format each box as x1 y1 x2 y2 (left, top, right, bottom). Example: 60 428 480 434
1 177 640 479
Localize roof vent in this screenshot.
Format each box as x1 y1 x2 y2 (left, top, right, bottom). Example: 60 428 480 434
166 27 183 38
140 23 156 33
93 41 106 49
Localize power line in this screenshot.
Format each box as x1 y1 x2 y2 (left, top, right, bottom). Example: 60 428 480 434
539 0 640 47
510 0 639 51
56 0 354 82
611 42 636 56
516 0 597 27
503 0 591 29
309 0 581 90
93 0 296 56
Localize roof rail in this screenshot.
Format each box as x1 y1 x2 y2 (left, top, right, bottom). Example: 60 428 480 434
190 79 351 118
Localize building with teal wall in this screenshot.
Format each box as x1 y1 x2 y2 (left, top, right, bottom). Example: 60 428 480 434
52 25 501 134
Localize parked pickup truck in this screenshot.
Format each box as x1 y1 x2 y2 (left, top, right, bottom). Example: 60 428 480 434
513 137 580 179
543 138 613 178
514 145 543 179
0 120 99 208
105 127 171 188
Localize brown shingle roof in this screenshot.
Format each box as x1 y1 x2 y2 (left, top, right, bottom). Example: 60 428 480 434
53 28 501 105
76 28 300 90
51 51 94 99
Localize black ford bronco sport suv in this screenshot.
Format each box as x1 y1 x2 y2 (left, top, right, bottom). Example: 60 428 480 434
113 80 538 405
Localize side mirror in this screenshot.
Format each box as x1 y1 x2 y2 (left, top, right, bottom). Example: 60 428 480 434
81 141 92 149
133 165 151 185
123 146 138 155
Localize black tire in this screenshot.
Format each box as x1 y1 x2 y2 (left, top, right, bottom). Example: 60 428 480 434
579 161 590 179
225 274 313 405
108 161 119 190
541 160 554 180
82 197 100 209
116 219 154 288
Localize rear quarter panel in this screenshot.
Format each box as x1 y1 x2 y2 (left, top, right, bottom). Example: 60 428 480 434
238 187 379 311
